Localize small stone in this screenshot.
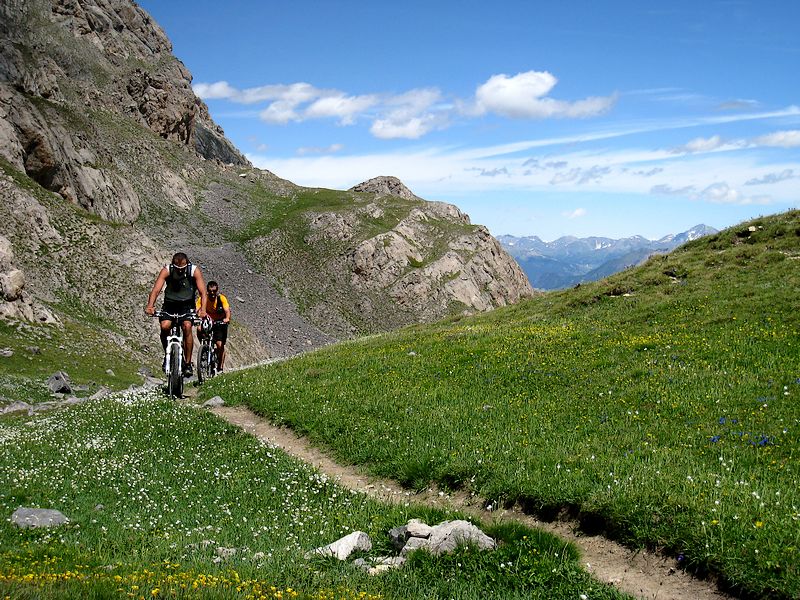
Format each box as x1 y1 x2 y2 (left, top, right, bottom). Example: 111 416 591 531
203 396 225 408
0 348 12 357
105 369 115 376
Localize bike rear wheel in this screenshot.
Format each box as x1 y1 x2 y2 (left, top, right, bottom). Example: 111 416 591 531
167 347 183 398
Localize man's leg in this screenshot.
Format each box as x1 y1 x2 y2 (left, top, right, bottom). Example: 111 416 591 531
215 340 225 371
160 320 171 350
182 320 194 368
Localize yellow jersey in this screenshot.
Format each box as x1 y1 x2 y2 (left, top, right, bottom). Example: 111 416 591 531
197 293 230 321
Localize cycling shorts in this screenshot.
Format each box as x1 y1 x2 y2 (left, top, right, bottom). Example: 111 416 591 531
160 299 196 322
212 322 228 345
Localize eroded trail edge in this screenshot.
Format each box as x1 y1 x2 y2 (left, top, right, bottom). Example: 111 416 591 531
211 404 732 600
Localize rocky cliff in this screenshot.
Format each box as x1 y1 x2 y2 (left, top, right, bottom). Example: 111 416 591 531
0 0 534 389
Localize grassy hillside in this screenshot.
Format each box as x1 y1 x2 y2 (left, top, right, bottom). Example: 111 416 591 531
0 391 626 600
204 210 800 599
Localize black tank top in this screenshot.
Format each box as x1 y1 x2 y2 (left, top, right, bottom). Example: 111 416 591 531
164 263 196 302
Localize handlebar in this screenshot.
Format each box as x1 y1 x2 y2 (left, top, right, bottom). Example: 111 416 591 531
152 310 200 324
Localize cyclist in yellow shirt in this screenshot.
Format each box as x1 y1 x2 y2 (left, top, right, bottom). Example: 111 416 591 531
196 281 231 373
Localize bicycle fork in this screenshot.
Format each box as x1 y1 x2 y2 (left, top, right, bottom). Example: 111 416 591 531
164 333 183 373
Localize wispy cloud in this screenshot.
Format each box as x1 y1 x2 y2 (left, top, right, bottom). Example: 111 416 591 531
716 99 759 111
745 169 795 185
296 143 344 156
563 208 587 219
550 166 611 185
671 135 726 154
753 130 800 148
651 182 772 205
466 167 509 177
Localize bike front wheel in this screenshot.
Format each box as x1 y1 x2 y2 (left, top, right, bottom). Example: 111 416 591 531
197 343 212 384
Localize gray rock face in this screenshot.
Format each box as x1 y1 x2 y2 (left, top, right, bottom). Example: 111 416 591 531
11 507 69 529
0 0 248 227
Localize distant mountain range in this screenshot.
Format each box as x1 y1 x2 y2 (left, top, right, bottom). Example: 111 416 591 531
498 225 718 290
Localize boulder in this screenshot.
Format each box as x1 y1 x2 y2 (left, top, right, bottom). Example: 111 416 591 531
47 371 71 394
11 507 69 529
426 520 496 555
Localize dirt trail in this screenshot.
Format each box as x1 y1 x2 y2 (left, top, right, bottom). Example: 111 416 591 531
209 403 734 600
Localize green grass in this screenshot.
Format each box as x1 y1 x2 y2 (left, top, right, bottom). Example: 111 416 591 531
0 391 627 600
202 210 800 599
0 317 143 407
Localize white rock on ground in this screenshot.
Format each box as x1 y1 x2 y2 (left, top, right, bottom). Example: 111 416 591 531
306 531 371 560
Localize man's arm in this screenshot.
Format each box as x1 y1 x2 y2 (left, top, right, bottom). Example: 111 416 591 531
194 267 207 318
222 305 231 324
145 267 169 315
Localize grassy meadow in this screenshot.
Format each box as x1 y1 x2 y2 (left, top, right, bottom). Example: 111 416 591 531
0 390 625 600
202 211 800 599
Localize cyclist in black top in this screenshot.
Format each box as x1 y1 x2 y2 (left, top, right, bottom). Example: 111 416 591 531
145 252 207 377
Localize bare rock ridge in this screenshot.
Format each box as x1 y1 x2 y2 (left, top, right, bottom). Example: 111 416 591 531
0 0 247 223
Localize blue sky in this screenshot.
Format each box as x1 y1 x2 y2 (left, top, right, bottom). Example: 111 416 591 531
139 0 800 240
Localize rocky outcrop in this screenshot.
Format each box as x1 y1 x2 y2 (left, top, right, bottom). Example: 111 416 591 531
347 177 534 319
350 175 420 201
0 233 59 324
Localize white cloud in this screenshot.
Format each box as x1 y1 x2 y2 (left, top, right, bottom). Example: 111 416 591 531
193 81 238 99
474 71 616 119
305 94 378 125
369 88 445 139
753 130 800 148
563 208 587 219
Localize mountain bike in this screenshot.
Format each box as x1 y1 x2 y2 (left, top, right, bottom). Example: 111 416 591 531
154 310 197 398
196 316 218 384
